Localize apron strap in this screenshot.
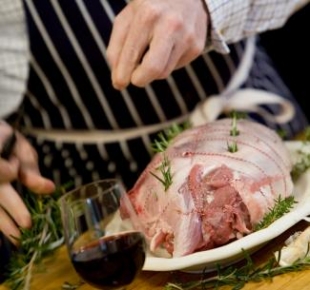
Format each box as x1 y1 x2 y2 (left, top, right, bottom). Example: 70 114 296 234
190 36 295 126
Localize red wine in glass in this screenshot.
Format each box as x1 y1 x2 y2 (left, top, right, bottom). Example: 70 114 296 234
71 231 146 290
59 179 147 290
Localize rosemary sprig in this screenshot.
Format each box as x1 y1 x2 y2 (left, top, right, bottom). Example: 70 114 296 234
150 123 190 191
227 111 245 153
291 126 310 182
150 154 173 191
254 195 296 231
152 122 191 153
164 195 297 290
4 182 73 290
230 112 240 137
165 250 310 290
164 127 310 290
227 142 238 153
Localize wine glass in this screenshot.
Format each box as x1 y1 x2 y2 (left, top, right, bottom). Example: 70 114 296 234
58 179 146 290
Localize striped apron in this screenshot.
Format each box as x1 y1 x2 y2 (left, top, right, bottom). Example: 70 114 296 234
10 0 307 189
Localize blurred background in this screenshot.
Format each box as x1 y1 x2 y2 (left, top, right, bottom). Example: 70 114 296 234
260 3 310 119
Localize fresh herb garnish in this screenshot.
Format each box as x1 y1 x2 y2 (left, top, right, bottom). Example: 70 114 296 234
4 182 72 290
254 196 296 231
227 111 245 153
150 122 190 190
150 154 173 191
230 112 240 137
291 154 310 183
227 141 238 153
164 194 297 290
291 127 310 182
152 122 191 153
165 249 310 290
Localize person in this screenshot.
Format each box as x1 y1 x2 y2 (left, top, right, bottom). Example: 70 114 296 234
0 0 309 245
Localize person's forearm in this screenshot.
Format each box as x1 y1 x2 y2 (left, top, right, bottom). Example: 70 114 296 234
0 0 29 118
204 0 310 53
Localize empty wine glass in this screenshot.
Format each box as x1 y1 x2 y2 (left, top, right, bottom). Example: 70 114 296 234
58 179 146 290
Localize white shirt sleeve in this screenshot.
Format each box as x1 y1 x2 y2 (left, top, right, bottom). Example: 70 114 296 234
0 0 29 118
205 0 310 53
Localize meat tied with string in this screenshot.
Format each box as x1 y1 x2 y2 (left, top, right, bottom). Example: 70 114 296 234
127 118 293 257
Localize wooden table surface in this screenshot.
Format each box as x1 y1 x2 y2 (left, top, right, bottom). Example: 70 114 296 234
1 220 310 290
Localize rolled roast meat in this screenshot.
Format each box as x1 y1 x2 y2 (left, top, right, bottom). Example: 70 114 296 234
127 118 293 257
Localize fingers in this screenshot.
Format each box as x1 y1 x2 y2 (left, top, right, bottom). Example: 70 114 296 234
1 122 55 194
14 133 55 194
130 29 175 86
0 157 19 183
108 5 152 89
0 206 21 245
131 25 200 86
106 7 132 69
19 170 55 194
107 0 208 89
0 122 54 244
0 183 32 245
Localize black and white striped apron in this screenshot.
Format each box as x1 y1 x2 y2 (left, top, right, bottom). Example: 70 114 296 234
13 0 308 189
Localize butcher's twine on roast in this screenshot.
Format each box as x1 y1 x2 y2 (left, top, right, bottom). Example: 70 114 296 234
127 118 293 257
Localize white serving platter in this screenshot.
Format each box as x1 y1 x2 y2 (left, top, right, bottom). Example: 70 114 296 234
142 141 310 272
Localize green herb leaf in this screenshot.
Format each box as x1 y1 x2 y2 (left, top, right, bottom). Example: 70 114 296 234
4 182 73 290
165 249 310 290
165 193 297 290
227 111 246 153
151 122 191 153
227 141 238 153
254 196 296 231
150 154 173 191
291 133 310 182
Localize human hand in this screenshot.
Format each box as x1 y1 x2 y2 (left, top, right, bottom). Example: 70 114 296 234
107 0 209 90
0 121 55 244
